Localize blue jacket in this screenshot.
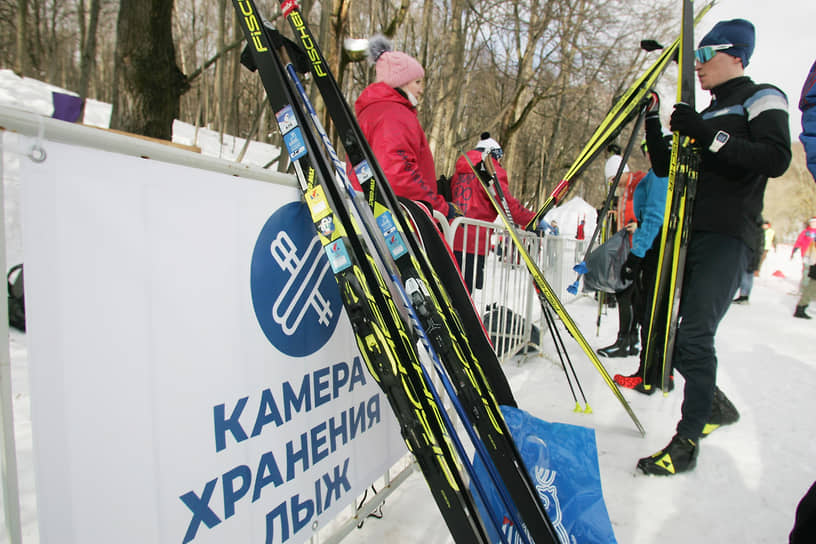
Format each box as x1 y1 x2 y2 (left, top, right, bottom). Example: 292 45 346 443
800 59 816 183
631 170 668 258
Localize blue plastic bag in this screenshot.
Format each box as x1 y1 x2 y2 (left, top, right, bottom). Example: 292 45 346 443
472 406 617 544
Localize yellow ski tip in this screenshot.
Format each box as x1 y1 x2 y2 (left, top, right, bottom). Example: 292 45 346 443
584 404 593 414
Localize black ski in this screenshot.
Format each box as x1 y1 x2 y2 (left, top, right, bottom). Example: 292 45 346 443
642 0 701 393
231 2 490 540
274 2 560 541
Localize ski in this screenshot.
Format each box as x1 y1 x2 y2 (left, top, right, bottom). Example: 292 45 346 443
524 0 715 230
643 0 701 393
464 152 646 437
273 39 534 544
272 2 561 541
231 2 492 540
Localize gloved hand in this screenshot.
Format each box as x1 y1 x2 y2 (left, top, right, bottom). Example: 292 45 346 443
446 201 464 221
670 102 715 147
621 253 643 282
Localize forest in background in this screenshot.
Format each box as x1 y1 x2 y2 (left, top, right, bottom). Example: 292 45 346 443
1 0 813 234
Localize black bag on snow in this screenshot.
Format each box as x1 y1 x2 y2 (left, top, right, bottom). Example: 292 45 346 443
8 264 25 332
481 303 541 357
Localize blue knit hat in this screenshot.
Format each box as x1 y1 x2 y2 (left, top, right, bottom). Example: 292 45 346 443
699 19 755 68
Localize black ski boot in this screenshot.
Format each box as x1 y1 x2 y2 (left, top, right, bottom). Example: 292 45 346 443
597 334 630 358
633 374 674 396
627 330 640 356
794 305 812 319
637 434 698 476
701 387 740 438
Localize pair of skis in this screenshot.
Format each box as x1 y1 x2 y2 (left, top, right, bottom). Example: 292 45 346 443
642 0 701 393
523 0 715 231
232 0 561 541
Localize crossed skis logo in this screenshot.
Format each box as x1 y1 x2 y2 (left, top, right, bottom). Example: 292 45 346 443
250 202 342 356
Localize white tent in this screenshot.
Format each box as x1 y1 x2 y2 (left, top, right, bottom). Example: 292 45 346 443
543 196 597 239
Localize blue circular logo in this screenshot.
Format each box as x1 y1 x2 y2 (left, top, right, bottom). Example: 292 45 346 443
250 202 343 357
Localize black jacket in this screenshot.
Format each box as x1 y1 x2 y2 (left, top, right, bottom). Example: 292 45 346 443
693 76 791 247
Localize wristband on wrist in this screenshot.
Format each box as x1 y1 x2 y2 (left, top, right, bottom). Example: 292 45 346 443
709 130 730 153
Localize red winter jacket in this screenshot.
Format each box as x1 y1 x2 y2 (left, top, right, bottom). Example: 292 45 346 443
793 227 816 256
350 82 447 215
617 171 645 230
450 149 536 254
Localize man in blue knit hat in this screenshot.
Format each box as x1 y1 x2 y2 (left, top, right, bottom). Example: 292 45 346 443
636 19 791 475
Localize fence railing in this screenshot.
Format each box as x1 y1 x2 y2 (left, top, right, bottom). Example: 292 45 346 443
441 214 589 362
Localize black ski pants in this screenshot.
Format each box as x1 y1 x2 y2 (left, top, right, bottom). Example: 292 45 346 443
673 231 749 439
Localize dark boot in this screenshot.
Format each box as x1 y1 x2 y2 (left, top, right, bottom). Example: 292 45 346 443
794 305 811 319
701 387 740 438
597 334 630 358
627 330 640 356
633 374 674 396
637 434 699 476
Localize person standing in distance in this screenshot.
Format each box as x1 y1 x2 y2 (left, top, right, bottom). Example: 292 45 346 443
637 19 791 476
449 133 538 292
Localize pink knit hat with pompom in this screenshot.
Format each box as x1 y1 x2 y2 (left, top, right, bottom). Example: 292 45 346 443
367 35 424 89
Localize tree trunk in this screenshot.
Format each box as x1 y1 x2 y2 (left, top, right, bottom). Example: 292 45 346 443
78 0 102 117
110 0 188 140
15 0 28 75
215 0 227 136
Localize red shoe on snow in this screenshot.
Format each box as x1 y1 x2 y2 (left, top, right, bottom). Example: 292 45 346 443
614 373 642 389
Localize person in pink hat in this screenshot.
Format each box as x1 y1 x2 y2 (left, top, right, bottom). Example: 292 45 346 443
351 35 460 220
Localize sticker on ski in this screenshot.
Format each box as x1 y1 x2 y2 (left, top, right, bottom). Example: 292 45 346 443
283 128 307 160
354 160 374 184
305 186 330 217
276 104 298 134
325 240 352 273
375 210 408 259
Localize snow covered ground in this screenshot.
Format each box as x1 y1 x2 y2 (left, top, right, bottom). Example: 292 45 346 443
339 247 816 544
4 248 814 543
2 69 815 544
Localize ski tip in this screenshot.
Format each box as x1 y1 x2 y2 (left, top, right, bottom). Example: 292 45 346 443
573 262 588 274
584 404 593 414
574 402 582 413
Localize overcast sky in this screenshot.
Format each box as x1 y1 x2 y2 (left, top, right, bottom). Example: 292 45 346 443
694 0 814 140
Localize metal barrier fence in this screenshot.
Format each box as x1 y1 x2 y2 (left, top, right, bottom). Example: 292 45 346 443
441 214 589 363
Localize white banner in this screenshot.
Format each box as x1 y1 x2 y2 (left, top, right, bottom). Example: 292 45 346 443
20 141 405 544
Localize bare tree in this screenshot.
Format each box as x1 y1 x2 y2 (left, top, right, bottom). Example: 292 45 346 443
14 0 27 75
110 0 188 139
77 0 102 117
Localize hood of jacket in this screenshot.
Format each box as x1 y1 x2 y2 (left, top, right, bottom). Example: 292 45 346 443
355 82 416 118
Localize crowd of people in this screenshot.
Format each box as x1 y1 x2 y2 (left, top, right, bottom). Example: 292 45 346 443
351 19 813 541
